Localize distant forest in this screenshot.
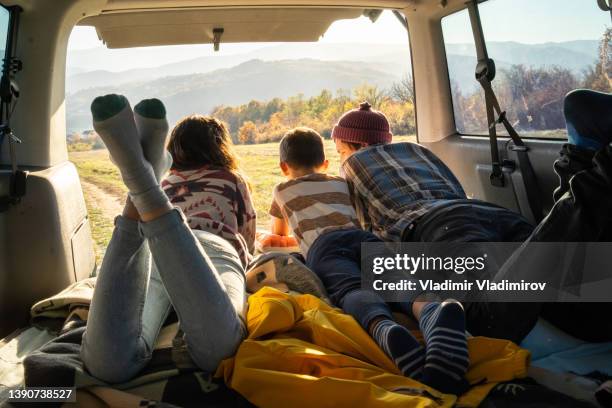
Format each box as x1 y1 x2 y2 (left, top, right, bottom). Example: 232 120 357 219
212 82 415 144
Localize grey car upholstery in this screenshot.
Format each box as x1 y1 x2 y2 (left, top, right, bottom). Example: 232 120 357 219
0 162 95 338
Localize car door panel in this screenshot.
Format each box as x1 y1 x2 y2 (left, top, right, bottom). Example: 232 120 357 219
424 134 562 224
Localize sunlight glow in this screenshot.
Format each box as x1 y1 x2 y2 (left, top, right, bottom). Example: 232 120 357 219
320 12 408 44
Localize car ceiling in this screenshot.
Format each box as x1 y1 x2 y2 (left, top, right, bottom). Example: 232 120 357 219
79 7 370 48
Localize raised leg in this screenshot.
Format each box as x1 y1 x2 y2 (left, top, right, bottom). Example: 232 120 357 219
139 211 246 372
81 203 171 384
307 230 426 382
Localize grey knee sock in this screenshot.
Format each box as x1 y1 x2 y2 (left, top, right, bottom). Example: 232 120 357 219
91 94 168 213
134 98 173 182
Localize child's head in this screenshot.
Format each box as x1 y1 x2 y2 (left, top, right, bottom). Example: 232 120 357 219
279 127 329 178
168 114 238 171
332 101 392 162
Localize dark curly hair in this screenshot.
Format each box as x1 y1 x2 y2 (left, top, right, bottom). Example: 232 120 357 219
168 114 239 171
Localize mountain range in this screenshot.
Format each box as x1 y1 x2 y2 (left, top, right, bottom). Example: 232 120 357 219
67 58 400 132
66 40 600 133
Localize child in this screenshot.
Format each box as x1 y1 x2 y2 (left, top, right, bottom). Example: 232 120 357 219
162 115 256 267
82 96 249 383
269 127 469 394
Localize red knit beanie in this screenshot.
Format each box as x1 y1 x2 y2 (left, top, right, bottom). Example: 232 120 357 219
331 101 392 145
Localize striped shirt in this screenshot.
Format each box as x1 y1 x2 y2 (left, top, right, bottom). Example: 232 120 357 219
162 166 256 267
269 173 360 256
341 142 466 242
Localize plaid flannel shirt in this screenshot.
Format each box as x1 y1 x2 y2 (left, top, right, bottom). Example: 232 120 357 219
341 142 466 241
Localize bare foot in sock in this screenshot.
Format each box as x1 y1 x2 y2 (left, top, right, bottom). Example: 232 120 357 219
134 98 172 181
419 300 470 395
91 94 168 214
371 318 425 379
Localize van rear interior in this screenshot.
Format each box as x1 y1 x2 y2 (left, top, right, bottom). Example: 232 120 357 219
0 1 611 406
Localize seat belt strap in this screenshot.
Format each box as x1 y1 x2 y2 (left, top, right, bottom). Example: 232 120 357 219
478 76 544 222
468 0 543 223
476 63 504 188
467 2 505 188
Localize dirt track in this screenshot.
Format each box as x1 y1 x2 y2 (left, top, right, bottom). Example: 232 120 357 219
81 179 124 218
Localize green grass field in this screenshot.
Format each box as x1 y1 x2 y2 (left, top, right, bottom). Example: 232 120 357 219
70 136 415 259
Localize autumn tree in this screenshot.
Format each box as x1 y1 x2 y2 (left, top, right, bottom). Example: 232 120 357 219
390 74 415 105
353 83 388 108
256 112 289 143
284 94 306 126
500 65 578 130
238 121 258 144
583 27 612 92
214 84 418 144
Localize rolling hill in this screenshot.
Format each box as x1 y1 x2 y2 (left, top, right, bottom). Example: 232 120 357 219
66 41 599 93
66 58 398 132
66 43 412 94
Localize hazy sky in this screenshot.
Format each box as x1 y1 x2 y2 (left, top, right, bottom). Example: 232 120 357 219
443 0 610 44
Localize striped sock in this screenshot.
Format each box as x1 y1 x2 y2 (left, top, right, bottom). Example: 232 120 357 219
371 319 425 379
419 300 470 395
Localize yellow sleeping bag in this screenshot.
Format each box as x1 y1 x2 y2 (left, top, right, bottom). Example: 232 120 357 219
217 287 530 408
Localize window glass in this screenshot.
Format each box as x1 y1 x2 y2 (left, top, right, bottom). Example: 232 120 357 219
66 11 414 261
0 6 10 58
442 0 611 138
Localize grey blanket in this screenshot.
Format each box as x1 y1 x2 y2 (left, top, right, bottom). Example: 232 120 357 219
19 316 252 408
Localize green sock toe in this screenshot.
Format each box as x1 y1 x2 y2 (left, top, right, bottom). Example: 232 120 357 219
91 94 129 122
134 98 166 119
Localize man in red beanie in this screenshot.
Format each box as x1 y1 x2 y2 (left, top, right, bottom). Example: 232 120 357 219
333 96 612 344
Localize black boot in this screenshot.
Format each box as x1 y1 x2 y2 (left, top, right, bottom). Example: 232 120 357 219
552 143 595 201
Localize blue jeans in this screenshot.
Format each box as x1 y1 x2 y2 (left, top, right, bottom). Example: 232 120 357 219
81 209 247 383
306 229 414 331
